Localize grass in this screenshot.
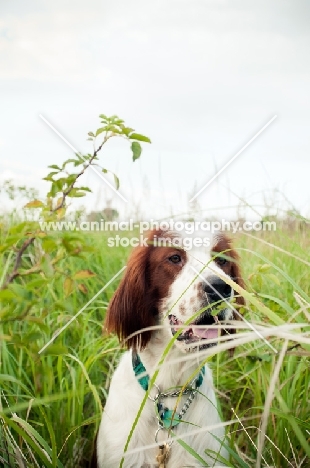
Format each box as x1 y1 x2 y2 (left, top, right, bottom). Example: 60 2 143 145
0 226 309 467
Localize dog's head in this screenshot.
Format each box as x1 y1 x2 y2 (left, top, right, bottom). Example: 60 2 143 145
105 229 245 352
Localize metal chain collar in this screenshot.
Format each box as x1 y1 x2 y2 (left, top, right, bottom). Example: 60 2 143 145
149 376 201 444
131 353 205 445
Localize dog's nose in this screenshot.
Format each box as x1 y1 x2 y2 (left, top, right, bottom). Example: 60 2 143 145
202 276 232 302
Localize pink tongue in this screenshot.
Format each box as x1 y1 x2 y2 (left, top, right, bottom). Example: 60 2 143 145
193 327 219 340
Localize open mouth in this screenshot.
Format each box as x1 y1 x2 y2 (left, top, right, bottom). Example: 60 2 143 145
169 314 219 349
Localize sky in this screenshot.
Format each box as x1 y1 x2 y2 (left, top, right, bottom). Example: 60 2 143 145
1 0 310 222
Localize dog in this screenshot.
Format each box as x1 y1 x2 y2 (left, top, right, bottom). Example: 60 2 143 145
92 229 245 467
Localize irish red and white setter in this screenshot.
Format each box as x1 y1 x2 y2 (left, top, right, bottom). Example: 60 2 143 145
92 229 245 468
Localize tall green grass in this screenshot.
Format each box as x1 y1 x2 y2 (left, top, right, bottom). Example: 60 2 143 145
0 227 309 467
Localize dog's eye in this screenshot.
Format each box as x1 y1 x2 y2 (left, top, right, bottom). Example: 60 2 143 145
214 256 227 266
169 254 182 264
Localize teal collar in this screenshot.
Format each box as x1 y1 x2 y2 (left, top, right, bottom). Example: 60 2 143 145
132 353 205 391
132 352 150 391
132 352 205 430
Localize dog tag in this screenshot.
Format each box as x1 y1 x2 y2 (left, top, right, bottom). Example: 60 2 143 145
156 443 170 468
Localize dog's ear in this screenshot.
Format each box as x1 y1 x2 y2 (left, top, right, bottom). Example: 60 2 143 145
105 244 156 350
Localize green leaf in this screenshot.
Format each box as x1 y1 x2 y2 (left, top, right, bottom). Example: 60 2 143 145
54 178 67 192
65 173 78 185
0 289 15 300
67 189 87 198
131 141 142 161
78 283 88 294
129 133 151 143
56 206 66 219
43 171 59 182
113 118 125 125
48 164 61 170
77 186 92 193
47 184 57 197
64 277 74 297
24 199 45 208
73 156 85 167
121 126 134 136
258 263 271 272
96 127 107 137
101 169 120 189
113 173 120 190
62 158 81 168
73 269 96 280
110 128 123 135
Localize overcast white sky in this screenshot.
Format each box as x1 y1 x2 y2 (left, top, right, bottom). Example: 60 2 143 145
1 0 309 221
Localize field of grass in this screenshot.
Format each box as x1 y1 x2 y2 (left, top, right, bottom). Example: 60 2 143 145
0 225 309 467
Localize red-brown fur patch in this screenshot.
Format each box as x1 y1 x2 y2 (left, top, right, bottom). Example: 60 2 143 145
105 230 186 349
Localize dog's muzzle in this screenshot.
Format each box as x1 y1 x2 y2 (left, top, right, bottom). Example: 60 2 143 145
169 276 233 350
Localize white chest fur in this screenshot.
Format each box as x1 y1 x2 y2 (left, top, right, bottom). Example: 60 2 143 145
96 350 228 468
